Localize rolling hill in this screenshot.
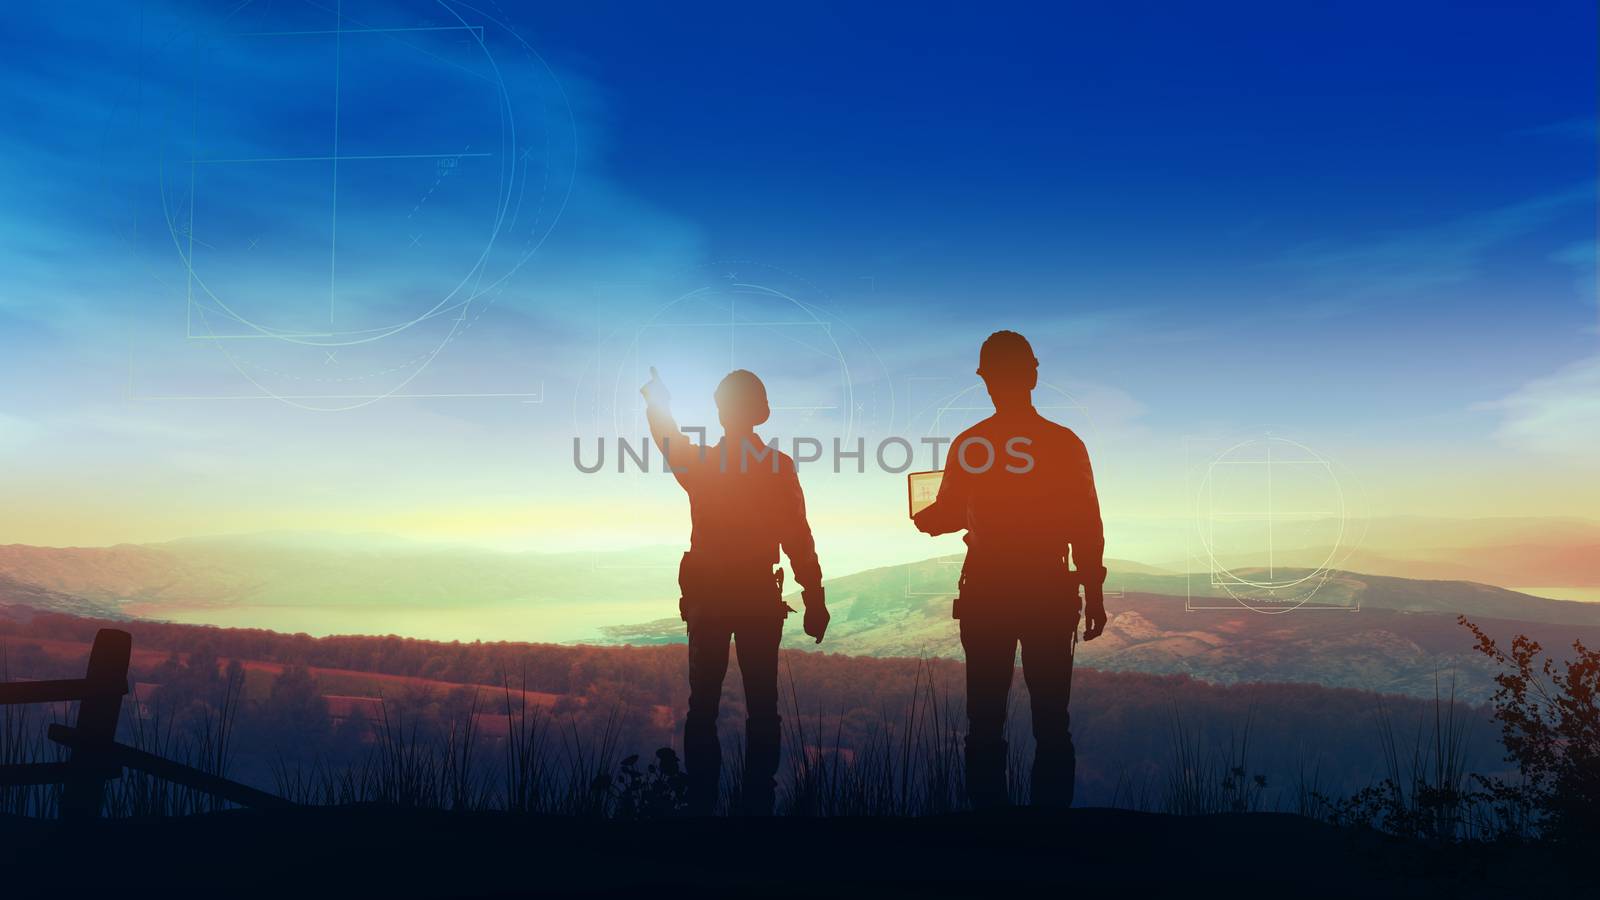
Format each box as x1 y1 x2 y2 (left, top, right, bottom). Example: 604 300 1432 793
0 573 126 621
1 529 1595 701
600 556 1600 702
0 534 680 610
1150 516 1600 588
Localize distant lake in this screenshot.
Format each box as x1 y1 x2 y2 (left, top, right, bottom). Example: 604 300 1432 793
1512 587 1600 603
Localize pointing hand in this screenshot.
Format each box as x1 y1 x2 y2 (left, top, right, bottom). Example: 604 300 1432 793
640 366 671 409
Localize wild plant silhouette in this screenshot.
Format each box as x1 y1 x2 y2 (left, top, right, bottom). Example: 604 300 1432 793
1462 617 1600 842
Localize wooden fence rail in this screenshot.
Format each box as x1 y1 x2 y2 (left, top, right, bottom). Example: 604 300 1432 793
0 627 292 818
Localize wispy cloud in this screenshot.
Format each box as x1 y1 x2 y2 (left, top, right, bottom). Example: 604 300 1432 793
1549 240 1598 328
1271 184 1595 311
1 0 703 410
0 411 43 453
1488 354 1600 455
1513 117 1597 141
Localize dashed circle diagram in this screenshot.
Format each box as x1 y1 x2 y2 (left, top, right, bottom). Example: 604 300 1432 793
1194 436 1348 613
109 0 575 410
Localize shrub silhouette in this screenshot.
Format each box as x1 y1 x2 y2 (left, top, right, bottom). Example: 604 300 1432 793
606 748 689 819
1462 617 1600 842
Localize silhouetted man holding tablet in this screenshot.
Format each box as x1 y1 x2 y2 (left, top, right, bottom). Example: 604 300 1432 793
913 330 1106 809
641 366 828 816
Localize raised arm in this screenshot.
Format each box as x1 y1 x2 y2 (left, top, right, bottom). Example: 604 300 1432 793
639 367 702 474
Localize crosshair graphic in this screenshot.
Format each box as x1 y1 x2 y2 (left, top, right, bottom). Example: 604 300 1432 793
572 262 895 454
107 0 575 410
1187 434 1358 614
921 380 1096 443
570 262 894 574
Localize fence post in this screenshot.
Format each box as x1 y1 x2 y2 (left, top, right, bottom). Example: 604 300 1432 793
58 628 132 821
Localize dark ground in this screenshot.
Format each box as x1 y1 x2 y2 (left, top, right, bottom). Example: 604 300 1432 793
0 807 1584 898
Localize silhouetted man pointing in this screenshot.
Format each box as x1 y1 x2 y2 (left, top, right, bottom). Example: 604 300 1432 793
913 331 1106 809
641 367 828 816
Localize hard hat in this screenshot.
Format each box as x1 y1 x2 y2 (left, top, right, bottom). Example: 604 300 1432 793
714 369 770 427
977 330 1038 376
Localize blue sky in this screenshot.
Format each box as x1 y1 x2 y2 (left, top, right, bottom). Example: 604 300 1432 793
0 0 1594 561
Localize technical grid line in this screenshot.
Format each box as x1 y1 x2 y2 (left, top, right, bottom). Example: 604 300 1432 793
328 0 343 327
1208 460 1328 465
187 331 338 340
237 25 485 37
296 0 495 86
129 338 544 403
1207 512 1338 518
1267 440 1274 579
408 144 473 219
1187 435 1353 613
629 320 843 415
133 0 146 245
145 0 572 409
604 280 861 441
132 390 544 401
195 152 493 164
186 25 198 337
629 320 826 328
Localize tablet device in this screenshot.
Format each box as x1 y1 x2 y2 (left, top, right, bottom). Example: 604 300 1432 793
907 470 943 518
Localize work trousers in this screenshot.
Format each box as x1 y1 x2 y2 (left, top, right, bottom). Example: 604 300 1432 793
683 614 784 816
959 608 1077 810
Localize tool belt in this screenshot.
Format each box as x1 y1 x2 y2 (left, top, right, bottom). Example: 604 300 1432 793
678 551 792 621
953 554 1084 622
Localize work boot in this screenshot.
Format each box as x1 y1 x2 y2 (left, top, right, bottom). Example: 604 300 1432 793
684 717 721 815
965 737 1010 811
740 774 776 817
741 715 782 816
1030 739 1076 808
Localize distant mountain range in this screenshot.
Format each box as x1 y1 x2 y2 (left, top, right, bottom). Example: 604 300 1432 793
0 534 684 642
0 515 1592 611
1129 515 1600 588
0 573 127 621
0 534 679 609
0 523 1596 701
598 555 1600 702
